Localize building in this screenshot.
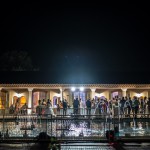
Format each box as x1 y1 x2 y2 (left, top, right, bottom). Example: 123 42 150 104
0 83 150 114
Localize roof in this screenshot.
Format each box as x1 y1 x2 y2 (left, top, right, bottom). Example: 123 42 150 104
1 83 150 89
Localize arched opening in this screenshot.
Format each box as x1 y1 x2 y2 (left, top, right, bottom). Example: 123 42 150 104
13 96 19 105
53 96 58 107
0 92 6 109
111 91 119 99
20 96 26 107
33 91 47 112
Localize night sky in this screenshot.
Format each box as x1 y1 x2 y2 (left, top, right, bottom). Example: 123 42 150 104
0 3 150 83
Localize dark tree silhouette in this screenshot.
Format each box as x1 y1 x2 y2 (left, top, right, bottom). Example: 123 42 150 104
0 50 38 71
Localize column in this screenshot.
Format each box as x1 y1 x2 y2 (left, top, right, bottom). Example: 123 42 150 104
28 88 33 114
0 88 2 102
60 88 64 101
121 88 127 97
91 88 96 99
0 88 2 114
46 90 50 100
148 90 150 98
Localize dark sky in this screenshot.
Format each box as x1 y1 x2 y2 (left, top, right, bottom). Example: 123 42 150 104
0 3 150 83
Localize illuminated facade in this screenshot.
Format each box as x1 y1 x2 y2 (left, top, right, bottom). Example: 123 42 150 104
0 84 150 114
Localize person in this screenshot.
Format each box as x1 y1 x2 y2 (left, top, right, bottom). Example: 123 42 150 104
147 97 150 115
47 99 51 105
86 98 91 116
21 103 28 115
73 98 80 115
57 103 60 115
42 99 46 106
132 96 140 118
15 99 20 115
140 97 146 115
9 104 15 114
120 97 125 116
98 99 102 115
62 99 67 116
91 100 95 109
44 101 56 117
36 100 42 116
79 98 85 115
125 97 132 117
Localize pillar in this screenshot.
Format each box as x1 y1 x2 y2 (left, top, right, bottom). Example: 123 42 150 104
107 90 111 100
46 90 50 100
148 90 150 98
28 88 33 114
91 88 96 99
121 88 127 97
60 88 64 101
0 88 2 114
0 88 2 103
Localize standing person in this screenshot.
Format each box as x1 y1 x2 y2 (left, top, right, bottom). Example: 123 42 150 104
57 104 60 115
98 100 102 115
141 97 147 115
9 104 15 114
42 99 46 106
47 99 51 105
21 103 28 115
36 100 42 116
79 98 84 115
15 99 20 115
62 99 67 116
126 97 132 117
120 97 125 116
132 97 140 118
86 98 91 116
147 97 150 115
91 100 95 109
73 98 80 115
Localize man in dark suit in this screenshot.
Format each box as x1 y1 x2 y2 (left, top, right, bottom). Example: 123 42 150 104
63 99 67 116
86 98 91 116
73 98 80 115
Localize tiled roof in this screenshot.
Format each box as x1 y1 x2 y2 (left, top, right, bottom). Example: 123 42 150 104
1 84 150 89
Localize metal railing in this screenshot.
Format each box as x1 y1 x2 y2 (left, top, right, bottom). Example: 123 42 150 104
0 113 150 142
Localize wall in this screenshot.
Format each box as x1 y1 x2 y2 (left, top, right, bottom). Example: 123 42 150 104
50 90 60 107
8 90 28 107
130 91 148 98
95 90 110 99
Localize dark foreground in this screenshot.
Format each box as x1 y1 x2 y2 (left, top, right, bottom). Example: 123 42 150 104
0 142 150 150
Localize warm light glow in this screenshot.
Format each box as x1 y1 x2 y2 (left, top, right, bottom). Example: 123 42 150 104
136 93 142 97
71 87 75 91
16 93 21 97
91 88 96 92
95 93 104 97
80 87 84 91
20 96 26 106
56 93 60 97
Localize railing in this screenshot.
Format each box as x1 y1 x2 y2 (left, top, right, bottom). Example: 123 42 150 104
0 113 150 142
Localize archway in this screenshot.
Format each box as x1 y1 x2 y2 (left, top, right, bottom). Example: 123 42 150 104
111 91 119 99
20 96 26 107
13 96 19 105
53 96 58 107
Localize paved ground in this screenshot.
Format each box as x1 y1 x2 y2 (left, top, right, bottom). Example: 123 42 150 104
0 143 150 150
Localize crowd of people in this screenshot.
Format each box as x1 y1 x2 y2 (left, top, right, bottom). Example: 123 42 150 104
56 96 150 118
9 99 28 115
8 96 150 118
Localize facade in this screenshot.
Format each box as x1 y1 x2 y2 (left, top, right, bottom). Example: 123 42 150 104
0 84 150 114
